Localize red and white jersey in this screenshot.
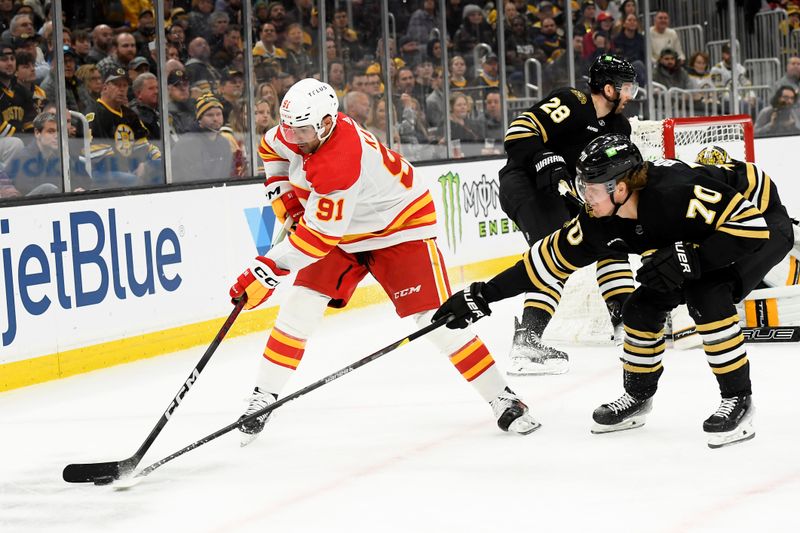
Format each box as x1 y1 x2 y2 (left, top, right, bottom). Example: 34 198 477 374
257 112 437 271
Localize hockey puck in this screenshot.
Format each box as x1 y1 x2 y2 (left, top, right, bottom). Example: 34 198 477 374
93 476 114 486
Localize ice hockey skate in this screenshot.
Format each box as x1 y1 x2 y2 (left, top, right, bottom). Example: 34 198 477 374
704 395 755 449
238 387 277 446
591 392 653 434
490 387 541 435
507 317 569 375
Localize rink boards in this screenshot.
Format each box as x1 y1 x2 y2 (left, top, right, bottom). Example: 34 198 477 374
0 158 525 390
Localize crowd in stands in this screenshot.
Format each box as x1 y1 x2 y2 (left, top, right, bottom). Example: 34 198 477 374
1 0 800 198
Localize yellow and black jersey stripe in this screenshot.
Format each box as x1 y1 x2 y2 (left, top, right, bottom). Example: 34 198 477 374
714 193 770 240
504 111 547 143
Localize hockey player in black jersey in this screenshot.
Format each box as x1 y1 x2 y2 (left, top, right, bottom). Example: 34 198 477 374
499 54 638 376
434 135 794 448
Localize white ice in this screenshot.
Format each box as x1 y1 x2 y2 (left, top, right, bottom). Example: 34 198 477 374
2 297 799 533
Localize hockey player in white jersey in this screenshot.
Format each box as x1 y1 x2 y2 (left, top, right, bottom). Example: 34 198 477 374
229 78 539 444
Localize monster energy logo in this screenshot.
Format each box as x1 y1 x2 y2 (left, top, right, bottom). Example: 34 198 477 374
463 173 499 217
438 171 462 251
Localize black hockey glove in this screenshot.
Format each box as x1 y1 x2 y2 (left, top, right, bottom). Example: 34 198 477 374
432 282 492 329
636 242 701 293
533 151 569 195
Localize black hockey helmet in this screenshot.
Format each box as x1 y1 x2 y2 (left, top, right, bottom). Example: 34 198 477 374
576 134 643 211
588 54 637 94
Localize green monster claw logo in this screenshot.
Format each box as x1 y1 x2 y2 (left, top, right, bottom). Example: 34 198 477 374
438 171 462 251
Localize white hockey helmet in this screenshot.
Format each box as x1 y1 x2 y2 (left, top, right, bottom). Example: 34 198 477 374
279 78 339 144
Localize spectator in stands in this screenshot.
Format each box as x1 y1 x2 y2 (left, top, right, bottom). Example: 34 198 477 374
754 85 800 135
211 25 243 71
505 14 537 95
534 17 566 60
585 11 616 57
0 0 12 37
454 4 495 57
171 93 237 182
396 92 431 153
188 0 215 41
133 9 156 56
257 81 280 114
4 111 91 195
612 12 646 81
89 67 162 187
167 23 188 61
365 71 384 98
97 32 138 79
167 68 194 139
349 70 370 94
398 36 424 67
779 5 800 38
185 37 220 95
328 60 347 101
613 0 641 36
544 34 590 93
482 87 503 148
445 0 464 39
471 52 500 101
14 35 47 84
218 68 244 126
366 97 400 145
254 97 276 136
648 10 684 64
413 59 435 100
343 90 371 127
76 64 102 112
406 0 437 44
686 51 717 111
449 54 469 90
208 11 230 53
331 8 363 62
426 37 443 65
283 23 313 79
652 48 689 89
711 43 757 115
73 29 91 64
127 56 150 84
130 72 160 140
396 65 427 106
43 46 88 113
87 24 113 65
576 1 597 35
447 91 483 157
15 50 44 114
274 70 296 99
0 39 32 166
426 68 445 129
286 0 314 28
772 55 800 95
253 22 286 72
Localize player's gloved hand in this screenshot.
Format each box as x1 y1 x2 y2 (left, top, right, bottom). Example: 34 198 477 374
230 257 290 310
636 241 701 293
265 176 305 227
432 282 492 329
533 151 569 194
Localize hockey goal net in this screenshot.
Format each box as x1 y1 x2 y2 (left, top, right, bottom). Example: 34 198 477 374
544 115 755 344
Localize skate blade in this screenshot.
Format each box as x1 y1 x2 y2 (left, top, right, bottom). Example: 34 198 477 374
239 430 260 447
507 415 542 435
707 422 756 449
507 359 569 376
591 415 647 434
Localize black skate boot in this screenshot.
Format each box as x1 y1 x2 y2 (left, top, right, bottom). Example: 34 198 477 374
238 387 277 447
507 317 569 376
704 395 755 449
490 387 541 435
591 392 653 434
607 299 624 347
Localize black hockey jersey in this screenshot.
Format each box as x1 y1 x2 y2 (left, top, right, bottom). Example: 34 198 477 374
502 87 630 176
619 159 776 272
87 99 161 171
0 80 36 136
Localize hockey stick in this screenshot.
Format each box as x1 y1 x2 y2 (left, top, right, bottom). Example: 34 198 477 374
63 218 293 485
124 315 452 483
62 297 247 484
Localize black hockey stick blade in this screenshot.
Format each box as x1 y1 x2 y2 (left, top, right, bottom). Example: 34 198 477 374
127 315 453 483
62 297 248 484
742 326 800 342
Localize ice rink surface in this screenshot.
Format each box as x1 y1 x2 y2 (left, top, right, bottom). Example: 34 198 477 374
2 296 799 533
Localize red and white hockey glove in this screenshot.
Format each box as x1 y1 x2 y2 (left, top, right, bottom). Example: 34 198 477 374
230 257 290 310
265 176 304 227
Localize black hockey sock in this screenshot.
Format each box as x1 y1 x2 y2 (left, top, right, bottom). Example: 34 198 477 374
715 362 752 397
520 306 551 337
623 367 663 400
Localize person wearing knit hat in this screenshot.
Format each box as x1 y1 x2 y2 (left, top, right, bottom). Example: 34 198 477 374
171 91 238 182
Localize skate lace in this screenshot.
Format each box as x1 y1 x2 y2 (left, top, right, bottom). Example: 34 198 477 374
523 329 562 356
244 389 275 416
607 393 637 414
713 397 738 418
